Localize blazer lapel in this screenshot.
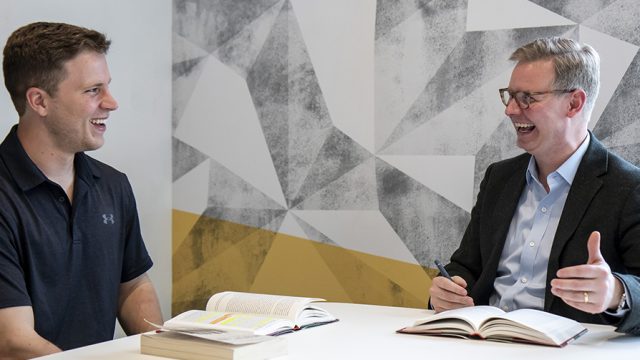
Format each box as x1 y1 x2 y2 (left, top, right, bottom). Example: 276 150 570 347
545 134 607 310
484 158 528 281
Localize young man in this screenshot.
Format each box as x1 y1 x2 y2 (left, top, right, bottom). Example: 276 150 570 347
0 22 163 357
430 37 640 334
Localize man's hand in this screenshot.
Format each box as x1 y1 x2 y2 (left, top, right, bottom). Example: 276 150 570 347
429 275 474 313
551 231 623 314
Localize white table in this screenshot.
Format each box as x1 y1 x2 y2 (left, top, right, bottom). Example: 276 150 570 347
36 302 640 359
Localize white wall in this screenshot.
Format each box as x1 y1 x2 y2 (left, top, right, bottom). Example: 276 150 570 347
0 0 172 335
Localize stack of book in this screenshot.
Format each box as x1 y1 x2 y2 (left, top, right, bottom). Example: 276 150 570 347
141 291 339 359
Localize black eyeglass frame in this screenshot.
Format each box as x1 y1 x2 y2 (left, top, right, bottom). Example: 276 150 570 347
498 88 575 109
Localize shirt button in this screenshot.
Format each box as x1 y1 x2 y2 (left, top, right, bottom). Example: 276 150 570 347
541 207 547 213
521 278 528 284
529 241 535 247
58 196 65 203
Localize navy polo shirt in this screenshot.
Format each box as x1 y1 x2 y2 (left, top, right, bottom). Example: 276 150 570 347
0 125 153 350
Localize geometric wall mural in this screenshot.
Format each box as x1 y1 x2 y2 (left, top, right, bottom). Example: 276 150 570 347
172 0 640 314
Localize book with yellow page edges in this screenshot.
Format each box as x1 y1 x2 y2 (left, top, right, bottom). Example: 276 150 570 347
398 305 587 347
162 291 338 336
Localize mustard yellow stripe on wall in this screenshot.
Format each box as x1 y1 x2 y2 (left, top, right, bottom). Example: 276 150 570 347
172 209 434 316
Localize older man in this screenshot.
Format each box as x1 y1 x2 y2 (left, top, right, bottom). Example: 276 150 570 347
430 37 640 335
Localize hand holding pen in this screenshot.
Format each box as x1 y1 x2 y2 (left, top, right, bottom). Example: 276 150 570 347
429 260 474 313
434 259 453 281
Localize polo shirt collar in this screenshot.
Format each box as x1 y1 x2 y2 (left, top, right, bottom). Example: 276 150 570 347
0 124 100 192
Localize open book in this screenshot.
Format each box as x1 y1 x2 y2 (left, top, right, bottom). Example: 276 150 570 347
397 306 587 347
162 291 338 336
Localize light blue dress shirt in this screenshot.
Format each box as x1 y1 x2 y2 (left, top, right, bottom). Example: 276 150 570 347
489 135 591 311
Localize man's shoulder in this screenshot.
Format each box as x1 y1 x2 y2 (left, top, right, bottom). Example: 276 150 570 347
605 150 640 183
80 153 128 181
487 152 531 174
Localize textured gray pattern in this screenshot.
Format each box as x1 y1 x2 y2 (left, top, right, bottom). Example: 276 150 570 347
173 137 208 182
531 0 617 23
380 26 577 152
375 0 468 151
172 56 206 131
173 0 640 278
173 0 281 53
594 52 640 165
582 0 640 45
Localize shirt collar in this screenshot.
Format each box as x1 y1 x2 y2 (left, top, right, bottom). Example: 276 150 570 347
525 133 591 186
0 124 100 192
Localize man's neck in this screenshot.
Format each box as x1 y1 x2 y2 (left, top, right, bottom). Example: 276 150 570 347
534 131 589 191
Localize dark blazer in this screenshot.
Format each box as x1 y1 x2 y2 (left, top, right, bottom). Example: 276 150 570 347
447 133 640 334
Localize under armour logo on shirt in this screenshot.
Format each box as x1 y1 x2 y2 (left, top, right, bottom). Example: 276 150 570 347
102 214 115 224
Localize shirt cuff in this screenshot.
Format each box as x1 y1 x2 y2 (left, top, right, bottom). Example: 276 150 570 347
604 274 630 317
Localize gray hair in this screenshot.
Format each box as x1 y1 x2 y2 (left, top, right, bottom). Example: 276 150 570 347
510 37 600 115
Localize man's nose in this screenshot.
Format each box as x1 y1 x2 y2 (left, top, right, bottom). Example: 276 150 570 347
504 98 521 116
101 89 118 111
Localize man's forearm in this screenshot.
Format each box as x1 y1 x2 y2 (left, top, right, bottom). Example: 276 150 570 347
0 329 61 359
0 306 62 359
117 274 163 334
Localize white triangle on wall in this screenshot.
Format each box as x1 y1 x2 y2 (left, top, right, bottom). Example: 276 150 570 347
580 25 639 131
173 33 209 64
379 155 475 212
174 55 287 208
277 211 310 240
467 0 575 31
291 0 376 153
172 159 210 216
292 210 419 264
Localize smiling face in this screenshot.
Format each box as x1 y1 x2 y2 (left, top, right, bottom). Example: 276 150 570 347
43 50 118 155
505 59 578 163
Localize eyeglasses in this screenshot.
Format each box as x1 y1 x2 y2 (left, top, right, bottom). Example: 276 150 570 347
499 88 575 109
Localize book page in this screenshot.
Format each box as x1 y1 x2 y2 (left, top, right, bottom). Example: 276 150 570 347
481 308 586 345
414 306 506 332
163 310 295 336
173 330 274 345
295 305 336 327
206 291 325 321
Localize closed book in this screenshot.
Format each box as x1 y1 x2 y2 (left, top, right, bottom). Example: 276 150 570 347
140 331 287 360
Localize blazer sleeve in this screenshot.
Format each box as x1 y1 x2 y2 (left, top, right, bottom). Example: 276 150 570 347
611 183 640 335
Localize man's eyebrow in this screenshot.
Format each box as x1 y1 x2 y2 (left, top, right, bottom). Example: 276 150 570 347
89 79 112 87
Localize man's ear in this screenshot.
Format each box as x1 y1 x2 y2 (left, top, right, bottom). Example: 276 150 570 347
566 89 587 117
25 87 50 117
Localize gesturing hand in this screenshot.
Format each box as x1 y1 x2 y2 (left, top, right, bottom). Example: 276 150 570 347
550 231 623 314
429 275 474 313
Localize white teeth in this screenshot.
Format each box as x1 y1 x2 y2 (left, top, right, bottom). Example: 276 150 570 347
514 122 534 129
91 119 106 125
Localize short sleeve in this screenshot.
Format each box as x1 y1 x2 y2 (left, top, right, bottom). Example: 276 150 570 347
119 175 153 283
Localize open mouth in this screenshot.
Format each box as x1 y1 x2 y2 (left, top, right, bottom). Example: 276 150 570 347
90 118 107 129
514 122 535 133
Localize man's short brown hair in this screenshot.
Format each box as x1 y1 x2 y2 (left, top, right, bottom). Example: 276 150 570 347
2 22 111 115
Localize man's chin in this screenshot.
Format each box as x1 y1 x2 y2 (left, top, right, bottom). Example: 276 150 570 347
83 140 105 152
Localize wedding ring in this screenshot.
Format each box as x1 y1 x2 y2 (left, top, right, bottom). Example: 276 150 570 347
583 291 589 303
